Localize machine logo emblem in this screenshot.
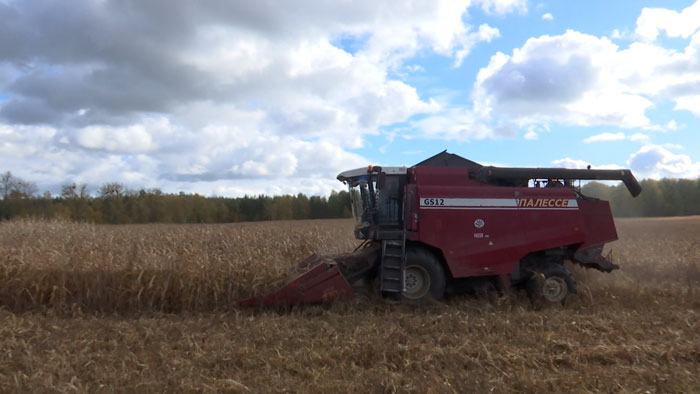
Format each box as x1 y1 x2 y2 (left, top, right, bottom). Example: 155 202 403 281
474 219 485 228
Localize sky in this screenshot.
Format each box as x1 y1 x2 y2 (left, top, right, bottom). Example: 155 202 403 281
1 0 699 197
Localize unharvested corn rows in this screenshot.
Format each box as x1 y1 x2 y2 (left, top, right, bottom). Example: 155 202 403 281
0 219 359 313
1 217 699 314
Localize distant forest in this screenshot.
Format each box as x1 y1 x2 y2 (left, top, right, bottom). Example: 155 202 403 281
580 178 700 217
0 172 351 224
1 171 699 223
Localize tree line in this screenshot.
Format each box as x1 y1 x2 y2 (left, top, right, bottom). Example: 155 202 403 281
2 171 700 223
581 178 700 217
0 172 352 224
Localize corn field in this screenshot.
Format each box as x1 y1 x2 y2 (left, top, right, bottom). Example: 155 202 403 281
1 218 699 393
0 220 359 314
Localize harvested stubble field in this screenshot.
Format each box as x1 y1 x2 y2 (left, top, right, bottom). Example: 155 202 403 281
1 218 699 393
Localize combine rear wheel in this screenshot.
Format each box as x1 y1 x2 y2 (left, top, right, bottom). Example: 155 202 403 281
402 248 446 302
526 263 576 306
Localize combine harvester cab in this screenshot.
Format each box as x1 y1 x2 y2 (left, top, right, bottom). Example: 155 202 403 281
240 151 641 307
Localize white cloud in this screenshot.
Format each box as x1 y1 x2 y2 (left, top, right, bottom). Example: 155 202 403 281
541 13 553 21
583 130 685 144
0 0 526 196
583 132 626 143
628 144 700 178
410 108 505 141
552 158 590 169
674 95 700 115
523 130 538 140
476 0 527 15
414 29 668 143
454 24 501 67
629 133 651 142
522 124 543 140
635 1 700 41
0 124 56 158
0 121 371 197
471 11 700 134
611 29 626 40
552 158 623 170
212 177 344 198
357 1 510 68
3 0 700 195
405 65 425 72
661 143 684 150
473 30 654 129
72 122 160 154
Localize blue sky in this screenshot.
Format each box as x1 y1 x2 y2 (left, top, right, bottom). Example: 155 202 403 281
366 0 700 169
1 0 699 196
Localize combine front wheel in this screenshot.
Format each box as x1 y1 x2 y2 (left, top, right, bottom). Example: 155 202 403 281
402 248 446 302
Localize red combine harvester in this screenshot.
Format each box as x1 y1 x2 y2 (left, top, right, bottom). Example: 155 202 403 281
240 152 642 306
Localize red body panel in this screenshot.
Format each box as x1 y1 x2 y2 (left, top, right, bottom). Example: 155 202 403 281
578 199 618 249
407 167 616 278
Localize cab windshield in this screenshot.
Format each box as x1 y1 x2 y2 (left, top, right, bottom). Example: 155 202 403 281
349 179 372 227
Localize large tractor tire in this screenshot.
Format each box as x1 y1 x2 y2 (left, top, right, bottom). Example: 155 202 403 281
526 263 577 306
402 248 446 302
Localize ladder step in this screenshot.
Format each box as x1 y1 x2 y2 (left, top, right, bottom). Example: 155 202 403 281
380 236 406 293
382 270 401 275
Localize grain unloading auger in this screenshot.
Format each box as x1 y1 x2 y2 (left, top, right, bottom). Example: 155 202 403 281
239 152 641 307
